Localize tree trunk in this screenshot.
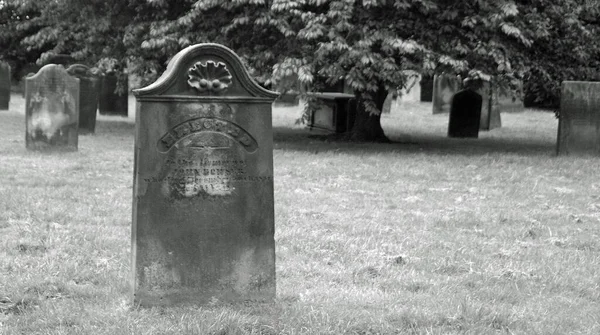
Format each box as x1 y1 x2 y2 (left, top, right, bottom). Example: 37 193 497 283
348 85 390 142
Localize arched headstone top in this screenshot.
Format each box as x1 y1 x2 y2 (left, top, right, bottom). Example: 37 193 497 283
134 43 279 102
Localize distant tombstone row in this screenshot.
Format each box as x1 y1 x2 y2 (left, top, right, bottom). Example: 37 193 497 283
25 64 79 151
0 61 10 110
557 81 600 156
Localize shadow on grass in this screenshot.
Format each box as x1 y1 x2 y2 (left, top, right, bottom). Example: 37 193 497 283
273 126 557 157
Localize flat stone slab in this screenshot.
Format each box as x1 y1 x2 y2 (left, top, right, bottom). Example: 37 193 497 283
25 64 79 151
557 81 600 156
132 43 279 307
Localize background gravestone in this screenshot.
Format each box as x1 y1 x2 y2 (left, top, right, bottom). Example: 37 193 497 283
432 74 461 114
99 72 128 116
448 89 482 138
0 61 10 110
132 43 279 307
557 81 600 156
419 75 433 102
475 80 502 131
67 64 100 134
26 64 79 151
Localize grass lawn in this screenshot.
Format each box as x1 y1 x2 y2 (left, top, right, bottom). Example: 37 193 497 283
1 94 599 334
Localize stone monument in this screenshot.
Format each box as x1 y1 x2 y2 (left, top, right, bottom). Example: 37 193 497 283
557 81 600 156
25 64 79 151
432 74 461 114
132 43 279 307
67 64 100 134
0 61 10 110
475 80 501 131
448 88 482 138
420 75 433 102
99 72 128 116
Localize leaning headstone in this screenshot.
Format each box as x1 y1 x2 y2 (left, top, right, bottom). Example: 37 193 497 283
132 43 279 307
448 89 482 138
0 61 10 110
557 81 600 156
25 64 79 151
67 64 100 134
420 75 433 102
98 72 128 116
432 74 461 114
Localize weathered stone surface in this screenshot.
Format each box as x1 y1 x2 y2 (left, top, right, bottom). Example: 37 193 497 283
67 64 100 134
99 72 128 116
557 81 600 156
475 81 502 131
132 43 279 307
420 75 433 102
432 74 461 114
25 64 79 151
399 71 421 103
448 89 482 138
0 61 10 110
306 92 356 133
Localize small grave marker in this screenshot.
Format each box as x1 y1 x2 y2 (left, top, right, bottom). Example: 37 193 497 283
557 81 600 155
67 64 100 134
0 61 10 110
25 64 79 151
132 43 279 306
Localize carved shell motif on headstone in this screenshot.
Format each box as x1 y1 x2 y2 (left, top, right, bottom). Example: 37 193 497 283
187 61 232 93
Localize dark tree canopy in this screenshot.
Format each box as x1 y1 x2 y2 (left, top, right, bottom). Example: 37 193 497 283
1 0 598 139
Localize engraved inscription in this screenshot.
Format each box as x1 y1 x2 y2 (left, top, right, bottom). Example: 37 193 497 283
143 158 272 199
158 117 258 153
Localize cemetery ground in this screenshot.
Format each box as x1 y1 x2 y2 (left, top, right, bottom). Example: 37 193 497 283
1 94 599 335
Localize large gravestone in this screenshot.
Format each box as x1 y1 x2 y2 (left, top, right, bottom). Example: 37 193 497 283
99 72 128 116
26 65 79 151
557 81 600 156
432 74 461 114
67 64 100 134
448 89 482 138
0 61 10 110
132 43 279 307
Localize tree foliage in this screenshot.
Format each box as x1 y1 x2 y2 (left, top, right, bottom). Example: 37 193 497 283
1 0 598 139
